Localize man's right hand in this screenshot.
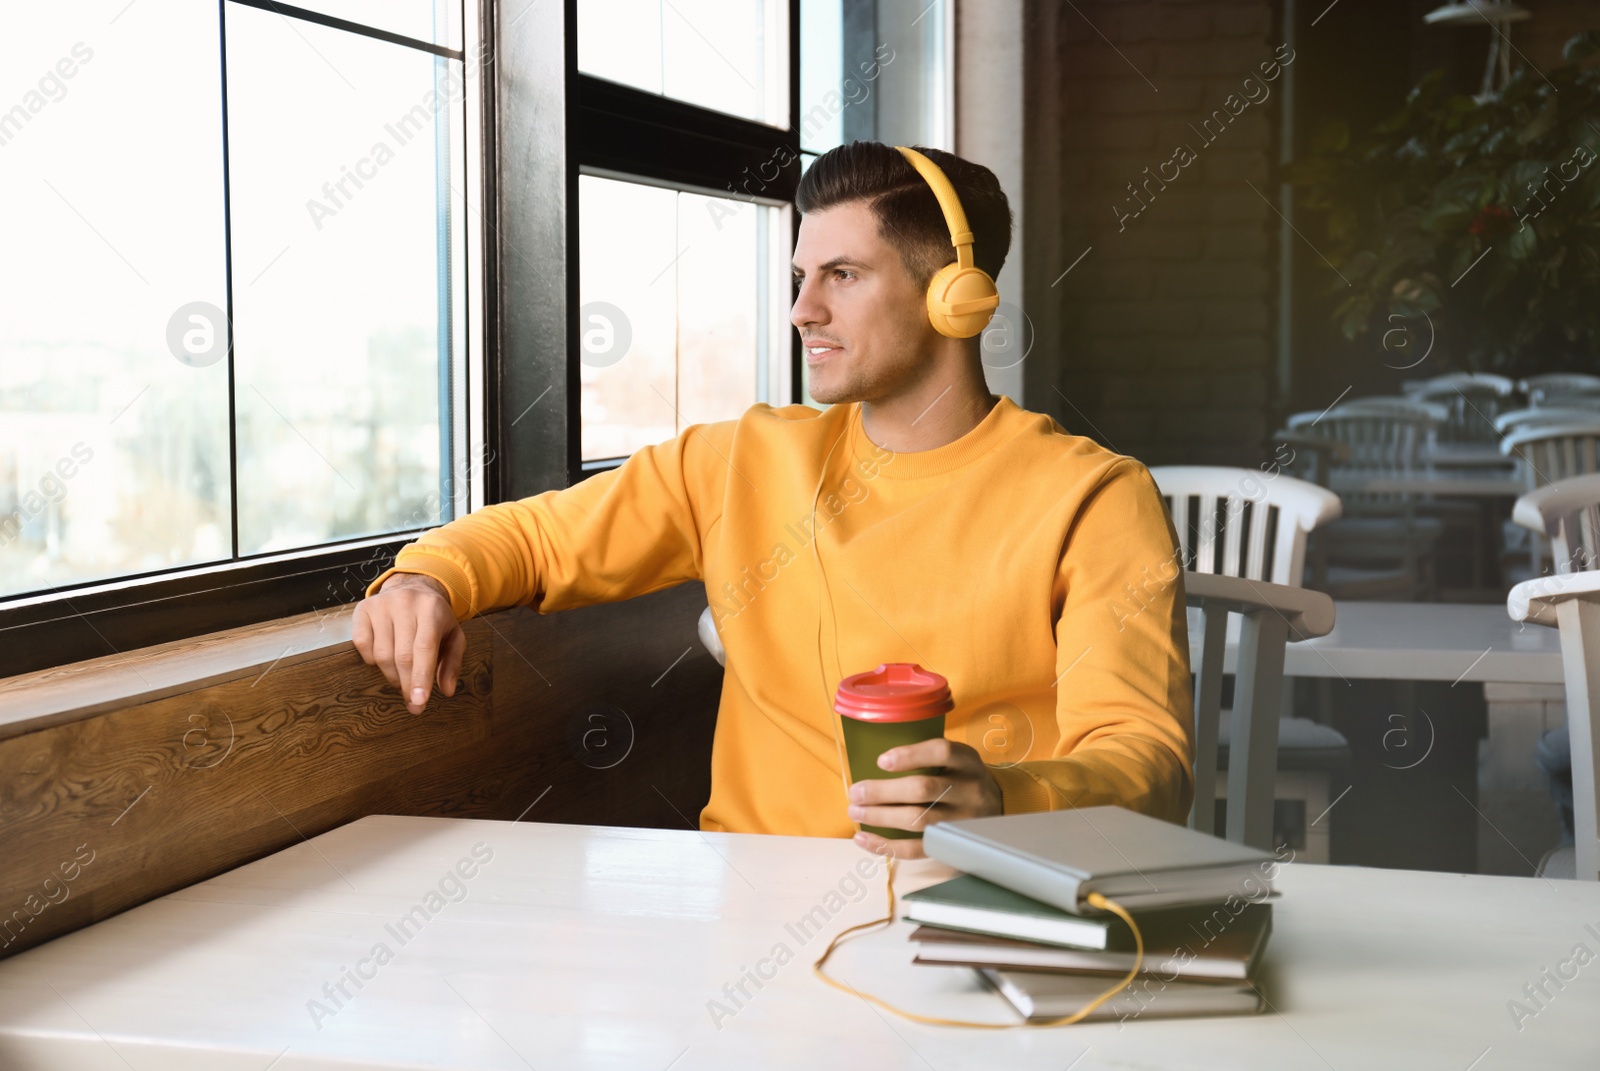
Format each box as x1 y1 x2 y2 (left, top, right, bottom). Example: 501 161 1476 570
352 572 466 714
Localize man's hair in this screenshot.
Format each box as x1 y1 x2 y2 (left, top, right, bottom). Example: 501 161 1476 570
795 141 1013 292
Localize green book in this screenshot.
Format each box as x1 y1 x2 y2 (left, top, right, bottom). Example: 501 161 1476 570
911 901 1273 982
901 874 1135 950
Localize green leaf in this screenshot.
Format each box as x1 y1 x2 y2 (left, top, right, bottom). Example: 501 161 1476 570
1516 96 1561 146
1505 223 1538 261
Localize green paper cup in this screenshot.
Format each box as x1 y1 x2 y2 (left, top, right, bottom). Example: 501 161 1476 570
835 663 954 840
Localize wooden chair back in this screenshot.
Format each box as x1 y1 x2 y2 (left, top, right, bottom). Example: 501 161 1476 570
1512 473 1600 576
1521 374 1600 409
1502 424 1600 490
1409 374 1515 444
1148 466 1341 587
1494 405 1600 436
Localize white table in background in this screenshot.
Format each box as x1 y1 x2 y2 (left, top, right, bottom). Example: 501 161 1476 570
1424 444 1517 469
1329 471 1525 498
0 815 1597 1069
1191 600 1564 684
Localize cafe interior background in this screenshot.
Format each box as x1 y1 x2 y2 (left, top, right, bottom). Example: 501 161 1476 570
3 0 1600 960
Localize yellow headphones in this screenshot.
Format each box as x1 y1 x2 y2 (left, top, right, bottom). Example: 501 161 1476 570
894 145 1001 339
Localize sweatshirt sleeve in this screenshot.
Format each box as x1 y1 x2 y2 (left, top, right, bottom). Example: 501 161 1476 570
364 419 734 620
985 458 1195 825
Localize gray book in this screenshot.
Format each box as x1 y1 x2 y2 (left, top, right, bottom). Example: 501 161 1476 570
979 968 1264 1023
922 806 1276 915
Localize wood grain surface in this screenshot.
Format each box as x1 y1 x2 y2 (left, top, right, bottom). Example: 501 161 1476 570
0 582 722 960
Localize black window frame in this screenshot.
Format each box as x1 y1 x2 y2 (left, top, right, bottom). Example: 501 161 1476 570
1 0 806 678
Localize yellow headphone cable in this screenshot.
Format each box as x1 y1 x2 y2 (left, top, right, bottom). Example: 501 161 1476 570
806 404 1145 1026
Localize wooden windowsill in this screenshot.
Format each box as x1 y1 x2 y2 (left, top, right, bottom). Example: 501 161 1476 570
0 604 357 742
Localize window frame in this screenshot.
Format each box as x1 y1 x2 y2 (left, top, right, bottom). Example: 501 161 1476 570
0 0 492 676
1 0 809 679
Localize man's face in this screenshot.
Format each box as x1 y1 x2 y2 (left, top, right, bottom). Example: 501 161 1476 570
790 201 937 405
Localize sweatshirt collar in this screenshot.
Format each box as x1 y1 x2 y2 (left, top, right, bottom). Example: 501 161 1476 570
847 394 1026 479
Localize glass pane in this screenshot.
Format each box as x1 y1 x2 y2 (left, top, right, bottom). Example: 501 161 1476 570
579 177 782 461
577 0 663 99
280 0 462 50
578 0 786 127
799 0 947 155
225 2 463 555
578 176 678 461
799 0 843 151
677 193 759 427
0 1 231 598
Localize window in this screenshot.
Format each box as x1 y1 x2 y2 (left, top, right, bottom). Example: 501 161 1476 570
1 0 482 673
798 0 952 156
573 0 953 460
1 0 956 674
224 3 469 557
1 2 232 598
577 0 787 127
577 175 791 463
1 1 474 597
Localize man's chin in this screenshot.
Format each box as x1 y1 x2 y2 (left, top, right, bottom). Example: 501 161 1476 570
808 374 865 406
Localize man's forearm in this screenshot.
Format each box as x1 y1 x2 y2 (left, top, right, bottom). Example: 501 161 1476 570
987 741 1193 825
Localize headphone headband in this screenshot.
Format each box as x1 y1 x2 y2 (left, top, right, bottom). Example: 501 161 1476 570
892 145 999 338
894 146 976 271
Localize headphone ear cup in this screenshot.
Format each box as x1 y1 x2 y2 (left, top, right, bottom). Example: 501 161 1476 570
925 262 1000 339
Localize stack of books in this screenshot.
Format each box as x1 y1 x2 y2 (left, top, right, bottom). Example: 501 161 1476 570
911 806 1279 1024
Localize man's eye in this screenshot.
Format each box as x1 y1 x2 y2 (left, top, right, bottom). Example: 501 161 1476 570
835 269 854 280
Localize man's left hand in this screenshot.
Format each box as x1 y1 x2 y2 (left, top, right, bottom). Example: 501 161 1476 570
848 738 1004 859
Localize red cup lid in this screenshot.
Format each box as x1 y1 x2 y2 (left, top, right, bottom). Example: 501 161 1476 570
834 663 953 722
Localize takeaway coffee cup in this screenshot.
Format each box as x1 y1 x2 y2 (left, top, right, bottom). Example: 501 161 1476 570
835 662 954 840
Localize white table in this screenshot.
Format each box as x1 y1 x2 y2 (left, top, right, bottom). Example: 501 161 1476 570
1191 600 1565 684
1 816 1597 1069
1329 471 1525 497
1424 444 1517 469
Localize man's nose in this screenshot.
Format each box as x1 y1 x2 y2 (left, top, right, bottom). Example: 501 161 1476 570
790 277 826 330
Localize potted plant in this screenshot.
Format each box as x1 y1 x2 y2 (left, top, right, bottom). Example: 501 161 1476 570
1286 32 1600 375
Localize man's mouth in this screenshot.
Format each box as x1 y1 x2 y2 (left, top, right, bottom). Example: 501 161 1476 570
805 342 843 362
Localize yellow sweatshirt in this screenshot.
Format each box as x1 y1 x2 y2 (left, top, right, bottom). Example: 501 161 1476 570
366 396 1194 837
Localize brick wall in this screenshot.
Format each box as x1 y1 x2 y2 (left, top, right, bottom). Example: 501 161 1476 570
1023 0 1280 467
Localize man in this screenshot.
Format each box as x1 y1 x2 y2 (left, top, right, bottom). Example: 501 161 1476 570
354 141 1193 859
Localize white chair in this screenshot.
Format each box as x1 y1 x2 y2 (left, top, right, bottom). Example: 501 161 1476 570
1501 424 1600 485
1494 405 1600 436
1145 466 1340 586
1149 466 1349 860
1501 424 1600 578
1507 473 1600 881
1284 407 1445 600
1308 396 1450 422
1512 475 1600 575
1520 374 1600 409
1404 372 1516 396
1285 402 1443 472
1333 396 1500 591
1187 571 1336 851
1407 374 1516 444
1270 431 1350 489
698 605 725 667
